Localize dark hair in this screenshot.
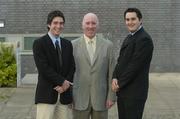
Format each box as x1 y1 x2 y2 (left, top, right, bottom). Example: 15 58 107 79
47 10 65 30
124 8 142 20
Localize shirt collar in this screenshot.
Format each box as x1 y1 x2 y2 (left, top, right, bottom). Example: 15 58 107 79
130 25 142 36
48 32 61 46
84 34 96 45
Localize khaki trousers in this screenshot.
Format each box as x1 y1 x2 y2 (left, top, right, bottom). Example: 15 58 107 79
36 96 72 119
54 101 73 119
36 103 55 119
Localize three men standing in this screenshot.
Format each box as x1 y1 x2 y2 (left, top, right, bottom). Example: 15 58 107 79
33 7 153 119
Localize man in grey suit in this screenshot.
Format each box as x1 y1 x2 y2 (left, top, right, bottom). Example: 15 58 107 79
72 13 116 119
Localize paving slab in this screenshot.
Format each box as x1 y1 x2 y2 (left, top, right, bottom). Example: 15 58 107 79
0 73 180 119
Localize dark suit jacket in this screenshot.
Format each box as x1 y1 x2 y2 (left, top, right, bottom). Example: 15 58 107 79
113 27 154 100
33 34 75 104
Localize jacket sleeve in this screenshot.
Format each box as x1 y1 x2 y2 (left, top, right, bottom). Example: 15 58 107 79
66 42 75 83
107 42 116 101
112 51 121 79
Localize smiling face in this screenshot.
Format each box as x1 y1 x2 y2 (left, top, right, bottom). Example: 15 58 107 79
48 16 64 37
82 13 99 39
125 12 142 33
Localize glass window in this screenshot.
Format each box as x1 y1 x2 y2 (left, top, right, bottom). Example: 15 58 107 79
24 37 38 50
0 37 5 42
23 34 81 51
63 36 78 41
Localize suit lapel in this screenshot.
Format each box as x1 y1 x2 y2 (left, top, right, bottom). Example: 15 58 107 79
91 36 102 66
121 27 144 50
80 37 92 66
121 34 133 49
44 34 59 68
79 35 103 67
45 34 56 54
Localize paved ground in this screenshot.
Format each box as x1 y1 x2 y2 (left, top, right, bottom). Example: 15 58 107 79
0 73 180 119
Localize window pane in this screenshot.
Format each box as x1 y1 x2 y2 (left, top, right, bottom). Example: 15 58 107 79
24 37 38 50
0 37 5 42
63 37 78 41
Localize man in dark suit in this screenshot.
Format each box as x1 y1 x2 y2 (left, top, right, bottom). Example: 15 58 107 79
112 8 154 119
33 10 75 119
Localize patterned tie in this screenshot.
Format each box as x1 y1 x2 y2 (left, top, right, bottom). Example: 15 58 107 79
55 40 63 67
87 40 95 64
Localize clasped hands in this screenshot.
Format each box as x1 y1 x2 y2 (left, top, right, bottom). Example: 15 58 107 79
54 80 73 93
112 78 119 92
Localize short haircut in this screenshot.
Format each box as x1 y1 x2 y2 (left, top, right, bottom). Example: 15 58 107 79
47 10 65 30
124 8 142 20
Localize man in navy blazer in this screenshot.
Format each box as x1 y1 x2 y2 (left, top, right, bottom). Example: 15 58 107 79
33 10 75 119
112 8 154 119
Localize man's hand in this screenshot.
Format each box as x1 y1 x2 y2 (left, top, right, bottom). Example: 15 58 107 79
54 80 73 93
112 78 119 92
61 80 70 91
54 86 64 93
106 100 115 109
62 80 73 91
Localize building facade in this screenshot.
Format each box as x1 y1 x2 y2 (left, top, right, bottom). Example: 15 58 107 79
0 0 180 79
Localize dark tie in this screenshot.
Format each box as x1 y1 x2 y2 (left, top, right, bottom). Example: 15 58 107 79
55 40 63 67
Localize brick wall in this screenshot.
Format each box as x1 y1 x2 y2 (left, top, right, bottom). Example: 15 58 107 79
0 0 180 73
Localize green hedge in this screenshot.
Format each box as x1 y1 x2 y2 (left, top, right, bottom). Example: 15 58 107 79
0 43 17 87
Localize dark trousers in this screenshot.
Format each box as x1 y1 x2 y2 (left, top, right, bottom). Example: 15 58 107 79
117 97 146 119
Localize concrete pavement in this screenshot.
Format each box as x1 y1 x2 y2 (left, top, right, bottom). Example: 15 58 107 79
0 73 180 119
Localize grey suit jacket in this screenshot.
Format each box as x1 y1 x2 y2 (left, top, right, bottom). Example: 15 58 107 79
72 35 116 111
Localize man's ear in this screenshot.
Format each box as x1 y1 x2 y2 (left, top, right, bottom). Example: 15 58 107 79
140 19 142 25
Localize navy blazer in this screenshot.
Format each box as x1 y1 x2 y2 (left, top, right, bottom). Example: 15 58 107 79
113 27 154 100
33 34 75 104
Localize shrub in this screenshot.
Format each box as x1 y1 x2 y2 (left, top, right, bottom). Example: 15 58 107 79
0 43 17 87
